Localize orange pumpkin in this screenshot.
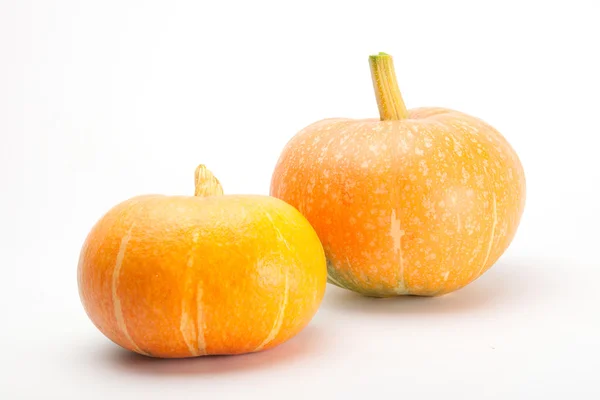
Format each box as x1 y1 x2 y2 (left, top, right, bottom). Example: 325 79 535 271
78 165 326 358
271 53 525 297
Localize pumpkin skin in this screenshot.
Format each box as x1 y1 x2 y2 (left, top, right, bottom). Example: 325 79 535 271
78 167 326 358
271 57 525 297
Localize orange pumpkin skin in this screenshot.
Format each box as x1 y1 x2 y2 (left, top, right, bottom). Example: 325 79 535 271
271 108 525 297
78 193 326 358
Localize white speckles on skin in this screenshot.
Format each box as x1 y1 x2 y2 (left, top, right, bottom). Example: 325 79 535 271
436 170 448 183
465 215 476 235
423 198 435 218
409 174 417 181
454 143 463 157
377 216 388 227
477 193 498 276
334 153 343 161
399 138 409 151
475 175 485 188
423 136 433 148
361 161 370 168
461 167 471 184
442 271 450 281
415 147 424 156
419 160 429 176
374 185 387 194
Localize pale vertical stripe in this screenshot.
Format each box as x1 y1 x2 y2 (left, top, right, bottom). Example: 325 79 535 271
254 272 289 352
254 210 291 351
264 212 291 251
180 249 208 357
196 284 207 355
478 193 498 276
112 226 149 356
179 255 199 356
180 307 199 356
391 209 408 294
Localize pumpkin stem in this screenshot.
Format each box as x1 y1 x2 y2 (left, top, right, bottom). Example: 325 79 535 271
369 52 409 121
194 165 224 197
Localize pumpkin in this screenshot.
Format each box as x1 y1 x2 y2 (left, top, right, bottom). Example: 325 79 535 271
271 53 525 297
78 165 326 358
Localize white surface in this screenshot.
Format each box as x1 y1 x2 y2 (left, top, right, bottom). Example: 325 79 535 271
1 0 599 398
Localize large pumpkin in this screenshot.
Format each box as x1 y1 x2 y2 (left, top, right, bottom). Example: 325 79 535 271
78 165 326 357
271 53 525 297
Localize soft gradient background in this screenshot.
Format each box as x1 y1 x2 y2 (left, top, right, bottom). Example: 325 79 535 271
1 0 598 398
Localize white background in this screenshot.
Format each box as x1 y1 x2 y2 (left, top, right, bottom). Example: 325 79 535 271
1 0 599 398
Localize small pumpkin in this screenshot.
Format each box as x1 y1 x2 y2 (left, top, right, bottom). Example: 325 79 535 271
271 53 526 297
78 165 326 358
